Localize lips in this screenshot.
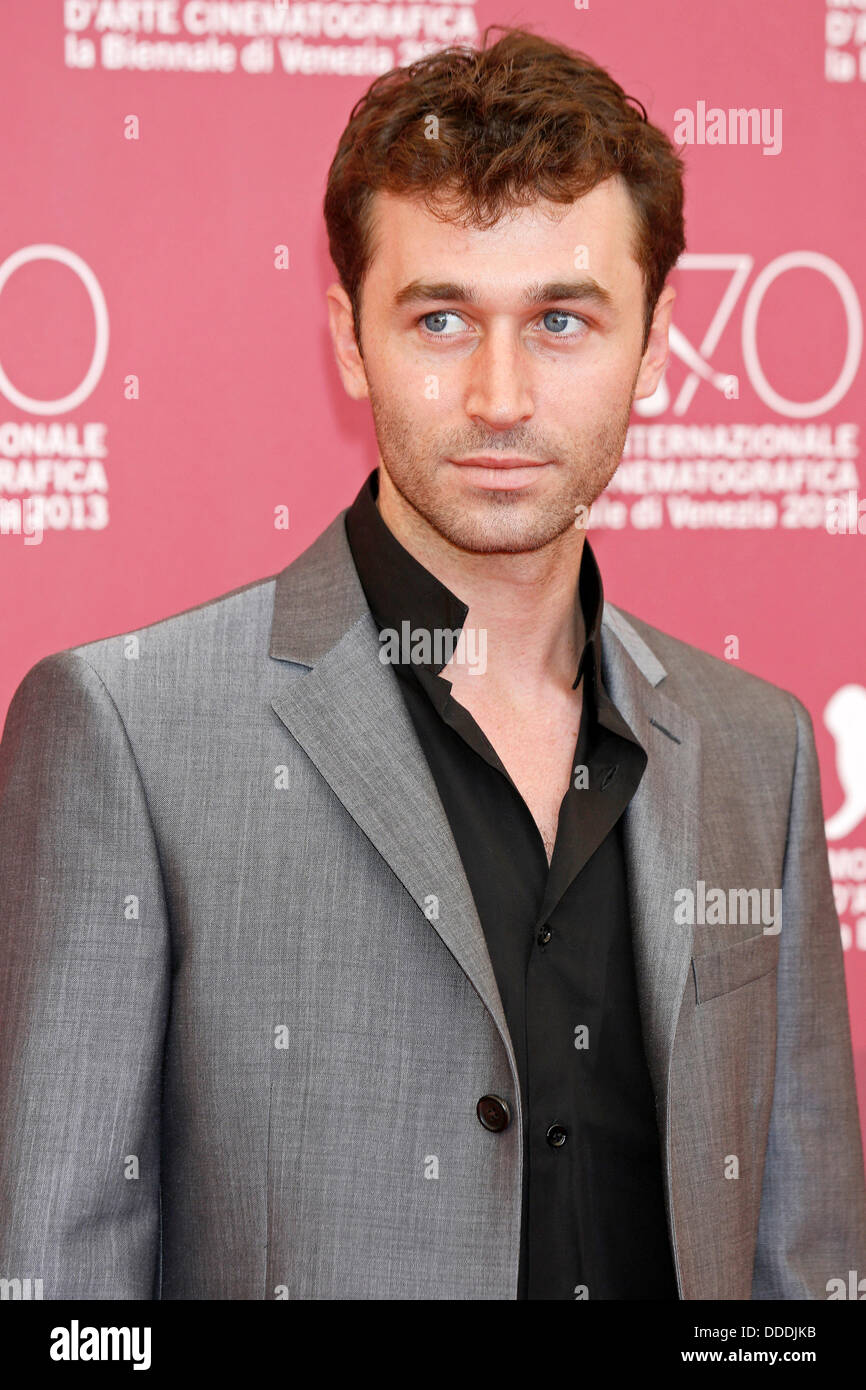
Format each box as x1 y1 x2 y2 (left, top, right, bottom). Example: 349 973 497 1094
450 457 549 468
447 458 552 491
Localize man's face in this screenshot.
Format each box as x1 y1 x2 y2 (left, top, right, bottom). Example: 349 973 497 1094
328 177 673 554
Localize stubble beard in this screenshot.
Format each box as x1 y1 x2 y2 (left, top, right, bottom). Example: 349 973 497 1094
367 379 636 555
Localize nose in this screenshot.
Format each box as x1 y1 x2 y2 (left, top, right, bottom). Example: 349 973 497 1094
462 324 535 430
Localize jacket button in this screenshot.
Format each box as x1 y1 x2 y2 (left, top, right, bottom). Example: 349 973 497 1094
477 1095 511 1132
537 925 552 946
546 1123 568 1148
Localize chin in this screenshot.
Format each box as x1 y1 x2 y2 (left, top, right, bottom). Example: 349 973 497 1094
438 513 568 556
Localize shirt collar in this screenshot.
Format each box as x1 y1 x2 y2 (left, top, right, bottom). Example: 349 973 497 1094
344 467 605 695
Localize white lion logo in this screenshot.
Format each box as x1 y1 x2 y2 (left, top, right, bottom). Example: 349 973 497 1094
824 685 866 841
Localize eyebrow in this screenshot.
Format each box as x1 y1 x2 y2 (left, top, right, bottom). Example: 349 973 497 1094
393 277 616 313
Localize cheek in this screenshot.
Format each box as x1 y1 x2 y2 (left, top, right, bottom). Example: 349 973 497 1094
377 344 447 404
369 380 436 447
543 376 619 422
548 353 637 410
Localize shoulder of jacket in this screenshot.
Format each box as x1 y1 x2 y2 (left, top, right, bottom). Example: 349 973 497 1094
603 601 803 719
64 571 277 666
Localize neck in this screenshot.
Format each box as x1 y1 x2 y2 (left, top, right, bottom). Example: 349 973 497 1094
376 466 586 699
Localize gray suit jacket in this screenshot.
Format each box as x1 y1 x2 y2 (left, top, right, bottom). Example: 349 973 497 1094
1 506 865 1300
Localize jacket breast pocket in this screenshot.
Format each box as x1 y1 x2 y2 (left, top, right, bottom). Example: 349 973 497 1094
691 930 780 1005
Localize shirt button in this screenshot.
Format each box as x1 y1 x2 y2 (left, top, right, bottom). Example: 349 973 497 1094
537 925 552 946
477 1095 511 1132
546 1123 568 1148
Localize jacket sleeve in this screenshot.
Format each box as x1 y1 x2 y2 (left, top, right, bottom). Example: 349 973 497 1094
751 692 866 1298
0 651 170 1299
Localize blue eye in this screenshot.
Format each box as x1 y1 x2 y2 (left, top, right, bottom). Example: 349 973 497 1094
542 310 584 334
420 311 464 335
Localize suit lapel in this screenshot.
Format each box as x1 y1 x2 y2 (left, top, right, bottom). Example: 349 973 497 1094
268 510 517 1076
600 607 700 1114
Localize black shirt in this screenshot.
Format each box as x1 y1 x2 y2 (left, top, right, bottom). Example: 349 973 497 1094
344 468 678 1300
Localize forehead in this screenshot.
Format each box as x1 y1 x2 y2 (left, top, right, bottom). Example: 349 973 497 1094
365 177 642 301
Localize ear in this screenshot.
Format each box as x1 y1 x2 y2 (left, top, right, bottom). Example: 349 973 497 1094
633 284 676 401
326 282 369 401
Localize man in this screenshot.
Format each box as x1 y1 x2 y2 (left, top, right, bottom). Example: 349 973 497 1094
1 26 864 1301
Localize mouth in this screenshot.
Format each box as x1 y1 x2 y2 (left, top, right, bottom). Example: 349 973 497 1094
447 457 553 491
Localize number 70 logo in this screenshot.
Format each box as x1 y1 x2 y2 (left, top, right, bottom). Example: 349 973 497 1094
636 252 862 420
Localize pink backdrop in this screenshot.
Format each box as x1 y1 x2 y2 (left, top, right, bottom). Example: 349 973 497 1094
2 2 865 1146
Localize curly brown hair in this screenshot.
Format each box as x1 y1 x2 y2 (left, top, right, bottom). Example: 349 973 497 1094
323 24 686 357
